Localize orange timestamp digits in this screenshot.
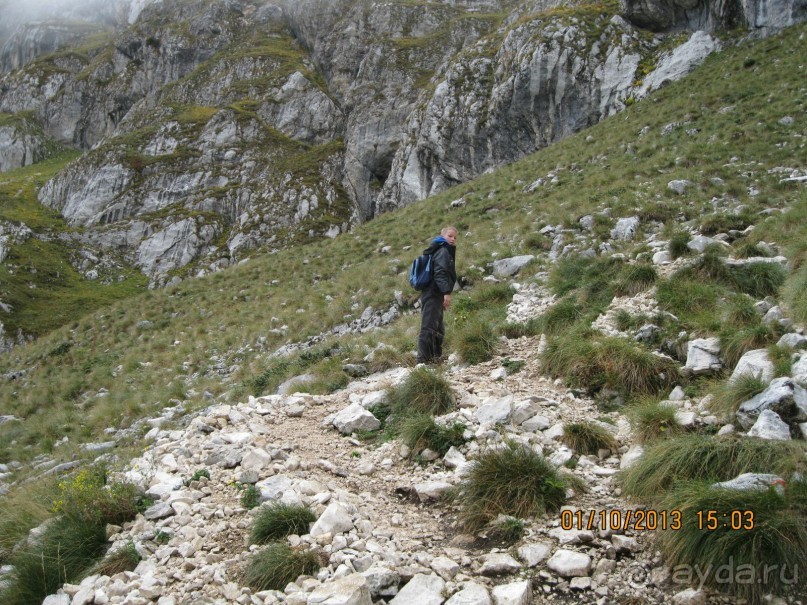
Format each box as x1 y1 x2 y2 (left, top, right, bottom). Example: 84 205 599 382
560 509 682 531
560 509 756 531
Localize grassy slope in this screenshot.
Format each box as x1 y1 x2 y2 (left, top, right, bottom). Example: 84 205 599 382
0 19 805 546
0 153 148 339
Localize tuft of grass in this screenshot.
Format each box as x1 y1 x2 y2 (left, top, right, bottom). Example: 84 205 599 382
719 321 779 369
542 330 679 398
709 374 767 418
784 265 807 323
534 298 584 335
658 480 807 604
669 231 692 259
250 503 316 545
397 413 466 456
90 541 140 576
615 263 657 296
2 518 106 605
240 485 262 510
385 367 455 416
453 316 498 363
562 421 618 455
487 516 525 544
242 543 321 591
620 435 807 502
455 441 584 532
730 262 787 298
629 400 683 443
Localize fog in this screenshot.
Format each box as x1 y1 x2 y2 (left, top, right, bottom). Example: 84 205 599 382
0 0 156 41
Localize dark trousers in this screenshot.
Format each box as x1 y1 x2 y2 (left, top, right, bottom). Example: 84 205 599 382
417 287 444 363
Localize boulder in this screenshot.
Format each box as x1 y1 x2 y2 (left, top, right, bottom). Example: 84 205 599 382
491 581 532 605
256 475 293 501
729 349 774 384
684 337 722 375
332 403 380 435
777 333 807 349
475 395 513 425
310 502 354 537
308 574 372 605
362 564 400 598
492 255 534 277
480 553 522 576
611 216 640 241
793 355 807 387
736 377 807 429
747 410 791 440
546 549 591 577
445 583 491 605
389 574 445 605
517 542 552 567
414 481 453 502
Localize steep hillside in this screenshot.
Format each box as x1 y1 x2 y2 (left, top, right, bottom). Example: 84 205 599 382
1 0 798 315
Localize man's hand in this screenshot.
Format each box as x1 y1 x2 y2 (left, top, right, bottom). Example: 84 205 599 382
443 294 452 310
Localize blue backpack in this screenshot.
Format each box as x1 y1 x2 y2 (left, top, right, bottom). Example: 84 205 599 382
408 252 433 290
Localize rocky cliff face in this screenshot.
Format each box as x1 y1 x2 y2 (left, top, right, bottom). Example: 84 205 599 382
0 0 803 286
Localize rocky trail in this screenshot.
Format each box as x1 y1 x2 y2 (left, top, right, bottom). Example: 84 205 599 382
41 326 688 605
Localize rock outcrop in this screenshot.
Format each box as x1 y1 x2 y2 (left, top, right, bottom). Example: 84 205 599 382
0 0 805 284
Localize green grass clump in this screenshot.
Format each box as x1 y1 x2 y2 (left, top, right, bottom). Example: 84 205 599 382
730 262 787 298
2 517 107 605
784 265 807 323
668 231 692 259
385 367 455 416
398 414 466 455
542 331 679 398
240 485 262 510
250 503 316 544
454 441 583 532
615 263 657 296
620 435 807 502
453 317 498 363
90 541 140 576
709 374 767 418
534 299 584 335
658 481 807 604
719 321 780 369
629 400 683 443
562 421 618 455
242 543 322 591
0 464 147 603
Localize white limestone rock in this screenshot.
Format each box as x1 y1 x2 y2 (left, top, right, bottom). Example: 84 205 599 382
729 349 774 384
491 581 532 605
308 574 372 605
492 255 534 277
517 542 552 567
747 410 791 440
684 337 722 375
480 553 522 576
332 403 380 434
310 502 354 537
711 473 784 492
445 583 491 605
389 574 445 605
546 550 591 577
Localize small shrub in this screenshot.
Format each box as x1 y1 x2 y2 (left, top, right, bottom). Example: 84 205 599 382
189 468 210 483
454 317 498 363
501 358 525 374
562 421 618 455
658 481 807 603
240 485 261 510
250 503 316 545
52 466 143 526
620 435 807 502
455 441 583 531
385 367 455 416
397 413 466 455
629 400 683 443
242 543 321 591
722 294 758 326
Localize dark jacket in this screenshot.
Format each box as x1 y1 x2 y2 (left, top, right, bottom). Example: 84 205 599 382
423 236 456 295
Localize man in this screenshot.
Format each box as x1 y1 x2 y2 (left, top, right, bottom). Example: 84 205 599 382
417 226 458 364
